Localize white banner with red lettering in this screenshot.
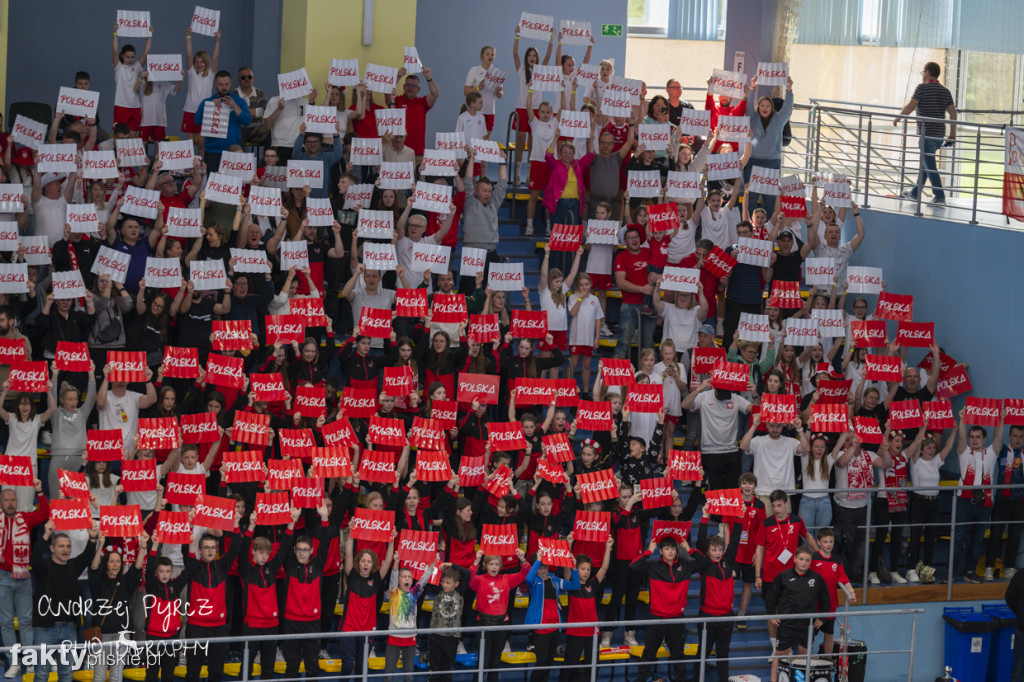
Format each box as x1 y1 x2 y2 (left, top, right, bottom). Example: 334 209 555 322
364 64 398 94
362 242 397 272
627 170 661 198
247 186 282 217
158 140 194 171
11 115 45 150
121 185 160 219
56 87 99 118
530 65 563 92
379 162 414 190
91 246 130 284
219 151 256 179
435 132 468 159
356 210 394 240
0 264 30 294
587 219 619 245
666 171 702 200
81 150 119 179
351 137 382 166
677 109 711 137
717 115 750 143
519 11 554 40
328 58 360 87
738 312 770 342
20 236 50 265
559 19 593 45
756 62 789 86
487 262 524 291
784 317 819 346
0 223 17 253
747 166 781 196
659 266 699 293
414 181 452 214
145 257 182 289
709 69 747 99
204 172 241 205
116 10 152 36
280 240 309 271
411 242 451 272
229 248 270 274
422 149 457 177
200 99 230 139
470 139 503 163
52 270 87 299
812 308 845 338
846 266 883 295
146 54 182 82
37 144 76 173
707 152 743 181
306 198 333 227
804 257 835 287
278 67 312 100
375 109 407 137
559 110 590 138
190 5 220 36
639 124 671 152
286 160 324 188
735 237 773 267
66 204 100 234
190 259 228 291
116 138 147 167
304 105 338 135
822 181 852 208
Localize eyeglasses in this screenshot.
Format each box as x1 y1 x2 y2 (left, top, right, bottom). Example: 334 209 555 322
239 74 253 80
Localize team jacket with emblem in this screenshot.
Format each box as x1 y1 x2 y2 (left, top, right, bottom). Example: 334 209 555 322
690 520 736 616
758 513 810 584
184 530 244 628
727 497 766 565
810 552 850 614
239 529 295 627
520 489 576 559
566 575 607 636
611 504 658 561
283 520 332 622
144 544 196 637
629 549 697 618
763 566 831 627
340 569 382 633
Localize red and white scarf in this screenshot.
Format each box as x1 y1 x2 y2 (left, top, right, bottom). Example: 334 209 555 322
884 453 909 513
0 513 31 578
960 450 993 507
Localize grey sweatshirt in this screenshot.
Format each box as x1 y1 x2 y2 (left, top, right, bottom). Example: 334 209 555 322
462 176 509 251
50 375 97 458
748 89 794 161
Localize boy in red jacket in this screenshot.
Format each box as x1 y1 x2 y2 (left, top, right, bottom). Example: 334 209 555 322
144 536 196 682
725 472 765 628
469 548 529 682
690 506 736 681
630 536 697 682
810 527 857 656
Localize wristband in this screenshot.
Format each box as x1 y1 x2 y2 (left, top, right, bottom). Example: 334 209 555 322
854 212 861 216
114 32 118 36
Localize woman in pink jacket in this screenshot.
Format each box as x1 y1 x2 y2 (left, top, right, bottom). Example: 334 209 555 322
544 137 594 272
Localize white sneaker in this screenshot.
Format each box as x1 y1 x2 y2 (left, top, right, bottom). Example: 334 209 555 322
892 572 908 584
4 664 21 679
276 650 286 663
600 632 612 649
319 649 329 660
624 630 638 648
716 318 725 336
600 323 613 338
41 431 52 446
868 572 880 585
456 641 468 656
502 641 511 655
984 567 994 582
368 648 377 659
1005 568 1017 580
906 569 920 583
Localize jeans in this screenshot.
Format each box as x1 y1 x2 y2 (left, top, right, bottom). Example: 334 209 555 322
90 632 126 682
0 570 33 652
613 303 655 360
743 156 782 216
338 635 367 679
910 135 945 201
954 498 992 577
33 622 76 682
798 495 833 533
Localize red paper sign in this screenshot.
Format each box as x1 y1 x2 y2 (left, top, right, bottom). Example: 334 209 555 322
430 294 467 324
768 280 803 309
193 494 236 531
50 498 92 531
576 400 613 430
106 351 147 382
250 373 286 403
409 417 446 451
626 384 663 413
1004 399 1024 426
888 399 924 431
652 521 692 544
137 417 181 451
964 397 1002 427
179 412 220 444
212 320 254 351
703 246 736 279
458 373 499 405
382 367 414 397
398 529 439 565
923 400 955 431
817 380 852 405
255 492 292 525
483 464 513 498
155 511 193 544
513 378 557 406
489 422 529 454
415 450 453 481
221 451 265 484
896 322 933 348
711 361 749 391
510 310 547 339
937 365 973 400
537 537 575 567
359 450 396 483
165 472 206 505
367 415 407 448
668 450 702 482
780 194 807 218
760 393 798 424
851 321 887 349
86 429 124 461
600 358 634 387
55 341 90 372
100 504 143 537
480 523 518 556
874 292 914 323
358 307 392 339
458 456 487 487
431 400 458 430
341 387 378 418
322 417 360 448
693 347 726 375
289 297 328 327
549 223 584 251
395 288 428 317
278 428 316 459
267 459 303 490
854 417 883 444
534 457 567 484
646 203 679 233
0 338 27 365
865 354 902 382
233 410 271 447
918 351 958 378
162 346 200 379
469 314 500 344
206 353 245 390
573 511 611 543
58 469 90 499
811 403 850 433
640 477 674 508
578 469 618 504
293 383 326 418
120 459 157 492
265 314 306 345
311 446 353 478
349 508 395 542
8 361 48 392
541 432 574 464
705 488 743 518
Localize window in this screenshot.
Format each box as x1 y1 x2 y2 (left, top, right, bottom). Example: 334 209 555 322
628 0 670 37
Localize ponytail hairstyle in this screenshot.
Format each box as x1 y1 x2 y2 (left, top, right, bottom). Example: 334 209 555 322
460 91 483 116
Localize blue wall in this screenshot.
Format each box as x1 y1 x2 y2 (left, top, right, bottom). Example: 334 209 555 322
414 0 628 147
6 0 282 130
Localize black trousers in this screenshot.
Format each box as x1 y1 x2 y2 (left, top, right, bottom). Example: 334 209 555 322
602 559 640 632
703 451 742 495
834 504 867 581
321 573 341 633
869 498 908 573
144 634 178 682
185 623 227 682
559 634 595 682
244 624 279 679
284 620 321 679
531 631 559 682
478 613 508 682
696 614 734 681
638 621 688 682
988 497 1024 569
909 493 939 567
428 635 459 682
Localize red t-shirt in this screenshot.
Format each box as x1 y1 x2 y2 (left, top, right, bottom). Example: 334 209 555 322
613 247 650 305
811 553 850 613
425 191 464 248
351 102 384 139
757 513 809 584
393 96 432 155
678 251 721 318
648 234 671 268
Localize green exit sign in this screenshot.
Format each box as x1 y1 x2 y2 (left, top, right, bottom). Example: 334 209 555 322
601 24 623 37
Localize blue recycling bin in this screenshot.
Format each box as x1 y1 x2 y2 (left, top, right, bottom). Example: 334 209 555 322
983 602 1017 682
943 607 999 682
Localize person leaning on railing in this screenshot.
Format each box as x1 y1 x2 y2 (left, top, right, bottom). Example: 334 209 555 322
744 76 794 217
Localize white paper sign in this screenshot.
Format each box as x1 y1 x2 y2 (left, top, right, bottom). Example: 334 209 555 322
812 171 847 188
411 243 451 272
230 248 270 273
56 87 99 118
247 186 282 217
328 58 360 87
81 150 119 180
20 236 50 265
422 149 457 177
377 162 414 190
601 91 632 118
812 308 845 338
210 151 251 180
304 106 338 135
306 198 333 227
403 47 423 74
364 64 398 94
166 207 202 238
286 160 324 189
804 257 836 287
356 210 394 240
626 171 661 198
204 172 242 205
706 152 743 181
757 62 789 87
482 67 508 92
558 110 591 138
0 186 23 214
413 182 452 214
280 241 309 271
531 65 563 93
709 69 747 99
115 138 147 167
559 20 593 46
375 109 407 137
190 6 220 37
190 259 227 291
146 54 182 82
121 186 160 219
639 124 671 152
487 262 524 291
735 237 773 267
200 100 230 139
158 140 194 171
822 182 852 208
362 242 397 271
92 246 130 283
519 12 555 41
116 10 152 37
260 165 287 189
781 174 805 197
469 139 503 164
660 266 700 293
67 204 100 233
11 115 46 150
436 132 468 160
785 318 820 346
351 138 382 166
587 219 619 245
717 115 750 142
37 144 76 173
460 247 487 277
278 68 312 100
0 223 18 252
846 266 883 295
52 270 87 299
738 313 770 342
145 257 182 289
344 184 374 210
748 166 781 196
676 109 711 137
0 264 27 294
665 171 702 200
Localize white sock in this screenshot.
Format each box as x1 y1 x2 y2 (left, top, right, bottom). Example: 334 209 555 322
770 637 778 650
527 218 534 228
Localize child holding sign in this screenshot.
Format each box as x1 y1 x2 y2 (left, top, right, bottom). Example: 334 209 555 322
538 243 582 378
524 90 559 236
182 27 220 140
469 548 529 682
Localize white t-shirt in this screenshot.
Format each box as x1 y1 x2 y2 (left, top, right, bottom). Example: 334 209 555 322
700 207 738 251
813 242 854 287
911 455 943 494
184 68 215 113
959 446 997 487
6 416 40 457
666 219 697 263
114 62 143 109
551 74 574 115
33 195 68 247
89 474 121 518
540 282 570 332
99 389 142 444
749 434 798 496
529 118 558 162
587 243 615 275
800 452 836 497
266 97 306 148
395 234 439 293
456 111 489 143
465 66 497 115
515 67 530 109
661 304 700 354
834 449 876 509
654 360 687 417
692 390 751 454
141 82 175 127
567 293 603 347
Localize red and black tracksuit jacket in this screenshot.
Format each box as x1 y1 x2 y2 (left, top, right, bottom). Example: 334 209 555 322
283 521 333 622
689 521 736 616
628 549 697 618
184 531 244 628
238 529 295 628
145 544 196 637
